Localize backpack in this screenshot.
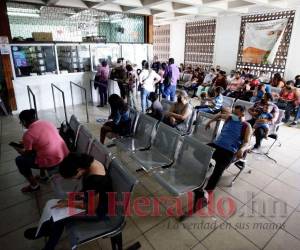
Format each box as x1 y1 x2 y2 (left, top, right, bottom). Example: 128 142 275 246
59 122 76 152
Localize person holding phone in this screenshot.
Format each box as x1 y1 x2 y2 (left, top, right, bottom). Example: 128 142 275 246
13 109 69 193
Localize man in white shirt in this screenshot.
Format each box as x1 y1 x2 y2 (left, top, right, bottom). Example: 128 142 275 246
138 62 161 112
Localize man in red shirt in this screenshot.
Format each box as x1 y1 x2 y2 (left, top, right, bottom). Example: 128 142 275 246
14 109 69 192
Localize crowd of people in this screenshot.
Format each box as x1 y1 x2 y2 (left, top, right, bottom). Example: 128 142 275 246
9 57 300 249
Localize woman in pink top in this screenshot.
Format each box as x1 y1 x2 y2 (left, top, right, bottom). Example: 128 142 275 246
14 109 69 193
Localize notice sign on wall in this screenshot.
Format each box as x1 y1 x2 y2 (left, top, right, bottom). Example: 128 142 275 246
0 44 10 55
242 19 288 64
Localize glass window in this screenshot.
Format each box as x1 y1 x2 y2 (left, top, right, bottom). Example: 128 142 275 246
11 45 57 77
91 44 121 71
57 45 91 73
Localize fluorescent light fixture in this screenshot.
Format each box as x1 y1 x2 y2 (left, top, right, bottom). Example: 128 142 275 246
110 19 122 23
8 12 40 18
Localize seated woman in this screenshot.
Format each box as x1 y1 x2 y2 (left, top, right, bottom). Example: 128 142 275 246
195 87 223 114
275 81 297 123
100 94 131 144
24 153 113 250
270 72 285 88
163 90 192 132
147 92 163 121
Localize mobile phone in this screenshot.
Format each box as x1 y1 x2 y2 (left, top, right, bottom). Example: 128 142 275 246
9 142 24 149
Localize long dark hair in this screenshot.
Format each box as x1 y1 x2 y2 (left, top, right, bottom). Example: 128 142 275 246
59 153 94 178
108 94 128 114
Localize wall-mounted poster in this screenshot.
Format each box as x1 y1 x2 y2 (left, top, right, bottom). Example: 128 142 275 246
242 19 288 65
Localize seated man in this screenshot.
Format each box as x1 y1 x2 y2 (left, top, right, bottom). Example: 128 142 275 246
147 92 163 121
163 90 192 133
195 86 223 114
193 105 251 211
13 109 69 193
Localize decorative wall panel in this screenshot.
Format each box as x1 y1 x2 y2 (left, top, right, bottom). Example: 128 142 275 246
184 19 216 67
153 25 170 62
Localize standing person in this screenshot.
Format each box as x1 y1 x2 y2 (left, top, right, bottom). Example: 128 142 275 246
163 58 180 101
13 109 69 193
24 153 113 250
138 62 161 113
100 94 131 144
113 58 126 99
125 64 137 109
94 60 109 107
151 56 160 73
157 62 167 97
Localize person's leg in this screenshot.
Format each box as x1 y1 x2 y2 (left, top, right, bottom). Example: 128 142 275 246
284 102 295 122
253 127 265 149
98 87 104 106
15 155 39 189
163 86 171 100
290 106 300 126
100 122 114 144
197 107 212 113
104 86 108 105
43 220 65 250
170 85 177 102
140 89 146 112
145 90 151 110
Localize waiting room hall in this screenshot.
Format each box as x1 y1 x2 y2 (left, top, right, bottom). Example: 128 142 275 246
1 1 300 250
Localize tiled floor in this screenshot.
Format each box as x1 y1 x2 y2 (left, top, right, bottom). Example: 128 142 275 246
1 104 300 250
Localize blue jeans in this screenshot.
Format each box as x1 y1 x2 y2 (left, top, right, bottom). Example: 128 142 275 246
164 85 177 101
295 106 300 121
141 88 150 113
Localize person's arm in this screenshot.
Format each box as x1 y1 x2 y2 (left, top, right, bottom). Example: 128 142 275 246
236 123 252 159
271 105 279 124
205 113 230 130
153 71 161 85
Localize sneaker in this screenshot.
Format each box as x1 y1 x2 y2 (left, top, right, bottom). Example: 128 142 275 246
21 185 40 193
251 148 261 154
289 121 298 127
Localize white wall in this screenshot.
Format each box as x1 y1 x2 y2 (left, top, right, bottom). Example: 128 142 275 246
214 14 241 72
169 21 186 65
285 7 300 80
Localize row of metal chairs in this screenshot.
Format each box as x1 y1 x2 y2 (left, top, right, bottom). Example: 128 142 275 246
51 115 139 250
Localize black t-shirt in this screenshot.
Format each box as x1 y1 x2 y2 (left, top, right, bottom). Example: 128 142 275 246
81 174 113 217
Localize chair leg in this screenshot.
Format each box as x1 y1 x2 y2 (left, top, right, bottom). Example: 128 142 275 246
111 233 123 250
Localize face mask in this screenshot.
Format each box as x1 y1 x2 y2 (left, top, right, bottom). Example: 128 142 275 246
231 114 240 122
296 79 300 85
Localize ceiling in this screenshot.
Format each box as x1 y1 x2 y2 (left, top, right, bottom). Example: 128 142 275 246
6 0 300 24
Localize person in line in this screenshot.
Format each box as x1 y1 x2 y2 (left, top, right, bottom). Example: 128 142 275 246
253 104 273 139
125 64 137 109
195 87 223 114
13 109 69 193
192 105 251 211
111 58 126 99
157 62 167 96
151 55 160 73
163 58 180 101
24 153 112 250
100 94 131 144
146 92 163 121
94 60 109 107
275 80 297 123
163 90 192 133
138 62 161 113
248 93 279 150
270 73 285 88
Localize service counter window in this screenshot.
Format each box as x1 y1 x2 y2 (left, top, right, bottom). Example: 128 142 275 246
57 45 91 73
91 44 121 71
11 45 57 77
121 44 148 68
